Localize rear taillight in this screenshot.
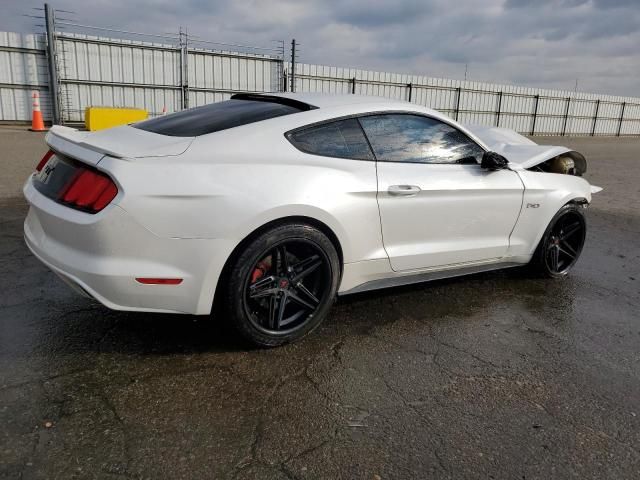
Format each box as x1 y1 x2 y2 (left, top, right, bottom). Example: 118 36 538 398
36 150 55 172
59 167 118 213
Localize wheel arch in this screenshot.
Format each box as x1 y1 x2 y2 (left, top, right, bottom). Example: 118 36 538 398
567 196 589 205
523 196 589 259
529 199 587 276
211 215 344 316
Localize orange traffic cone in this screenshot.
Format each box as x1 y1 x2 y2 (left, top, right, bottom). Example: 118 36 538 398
30 91 46 132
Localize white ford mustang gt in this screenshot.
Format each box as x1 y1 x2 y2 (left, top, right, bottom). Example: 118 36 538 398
24 93 601 346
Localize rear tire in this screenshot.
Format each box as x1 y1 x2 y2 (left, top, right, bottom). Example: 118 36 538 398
529 203 587 278
223 223 340 347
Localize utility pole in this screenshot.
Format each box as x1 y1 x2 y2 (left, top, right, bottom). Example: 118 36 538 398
44 3 61 125
290 39 296 93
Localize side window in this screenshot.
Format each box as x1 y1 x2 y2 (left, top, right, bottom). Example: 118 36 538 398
288 118 374 161
358 114 485 164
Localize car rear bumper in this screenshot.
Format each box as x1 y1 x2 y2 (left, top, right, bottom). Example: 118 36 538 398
23 178 231 315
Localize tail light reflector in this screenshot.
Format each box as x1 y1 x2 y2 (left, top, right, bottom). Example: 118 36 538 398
36 150 55 172
136 278 184 285
59 167 118 213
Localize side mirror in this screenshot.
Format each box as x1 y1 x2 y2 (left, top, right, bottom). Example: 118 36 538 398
481 151 509 170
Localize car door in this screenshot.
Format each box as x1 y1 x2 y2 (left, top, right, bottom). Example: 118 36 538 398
359 113 524 272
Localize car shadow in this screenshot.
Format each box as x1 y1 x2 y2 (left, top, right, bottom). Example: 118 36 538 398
64 265 576 356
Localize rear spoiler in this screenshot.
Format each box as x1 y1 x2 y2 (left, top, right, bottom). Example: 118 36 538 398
230 93 319 111
46 124 194 162
46 126 105 166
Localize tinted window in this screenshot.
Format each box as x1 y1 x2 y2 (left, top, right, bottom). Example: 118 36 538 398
288 118 374 160
134 99 304 137
359 114 485 164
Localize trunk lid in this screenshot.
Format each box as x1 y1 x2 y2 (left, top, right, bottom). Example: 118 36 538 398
46 125 194 164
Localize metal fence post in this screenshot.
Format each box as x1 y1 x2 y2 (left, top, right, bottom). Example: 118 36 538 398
531 94 539 136
561 97 571 136
591 99 600 136
495 91 502 127
351 77 356 94
179 27 189 110
454 87 462 121
290 39 296 93
283 70 288 92
407 82 412 102
44 3 61 125
617 102 626 137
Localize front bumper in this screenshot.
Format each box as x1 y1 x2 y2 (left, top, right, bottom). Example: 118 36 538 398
23 179 231 315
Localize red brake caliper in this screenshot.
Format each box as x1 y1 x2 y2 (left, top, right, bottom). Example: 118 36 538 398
251 256 272 283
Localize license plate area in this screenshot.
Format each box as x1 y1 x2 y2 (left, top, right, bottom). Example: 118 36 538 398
33 154 80 201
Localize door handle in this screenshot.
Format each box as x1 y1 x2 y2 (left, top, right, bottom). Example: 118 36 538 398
388 185 421 196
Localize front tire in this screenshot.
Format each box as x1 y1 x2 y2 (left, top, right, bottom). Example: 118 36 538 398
529 203 587 278
223 223 340 347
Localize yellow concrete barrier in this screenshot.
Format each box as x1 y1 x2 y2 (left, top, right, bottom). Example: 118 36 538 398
85 107 148 131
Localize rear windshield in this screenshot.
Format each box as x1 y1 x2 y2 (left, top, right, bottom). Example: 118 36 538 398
133 99 305 137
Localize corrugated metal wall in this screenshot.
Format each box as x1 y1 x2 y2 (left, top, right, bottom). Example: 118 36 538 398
57 33 183 122
0 31 283 123
0 32 50 122
187 48 283 108
291 63 640 136
2 29 640 136
57 33 283 122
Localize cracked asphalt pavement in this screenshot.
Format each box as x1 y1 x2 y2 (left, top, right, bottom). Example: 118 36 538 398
1 132 640 479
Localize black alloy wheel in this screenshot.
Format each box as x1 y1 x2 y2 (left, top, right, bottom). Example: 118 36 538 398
244 240 331 334
531 203 586 278
223 223 340 347
545 211 585 274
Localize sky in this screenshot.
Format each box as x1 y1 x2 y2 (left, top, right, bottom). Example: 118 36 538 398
3 0 639 96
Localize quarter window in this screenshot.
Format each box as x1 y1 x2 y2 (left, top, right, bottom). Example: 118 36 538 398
288 118 374 161
358 114 485 164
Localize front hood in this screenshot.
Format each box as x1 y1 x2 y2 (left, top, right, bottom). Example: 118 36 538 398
46 125 194 161
464 125 579 170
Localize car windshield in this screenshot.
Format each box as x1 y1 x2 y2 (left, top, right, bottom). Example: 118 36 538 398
133 99 305 137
